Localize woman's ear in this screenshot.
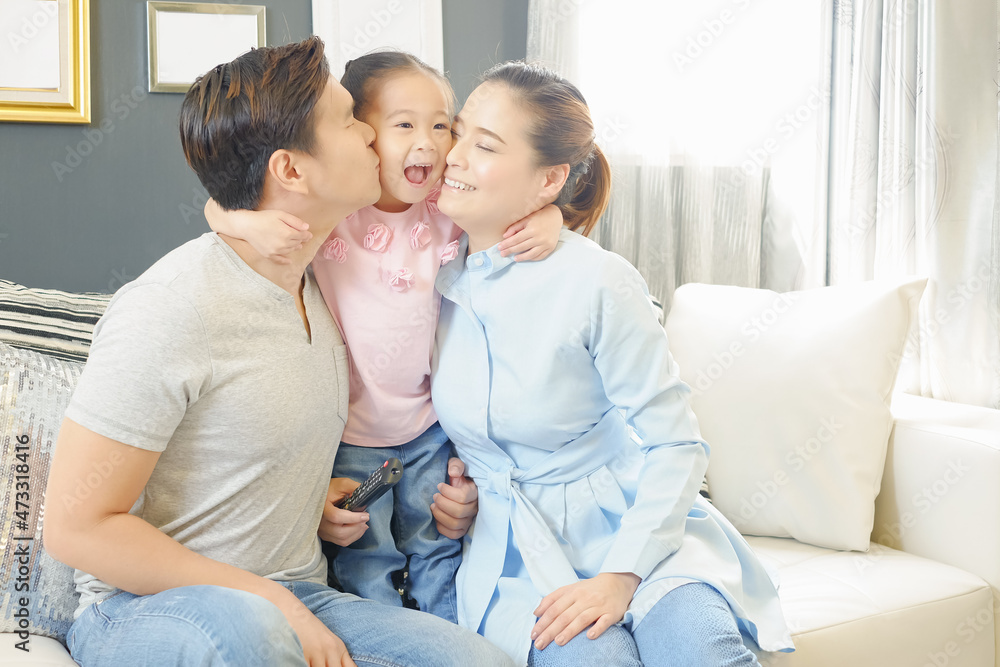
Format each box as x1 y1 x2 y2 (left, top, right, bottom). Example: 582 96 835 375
539 164 570 200
268 149 309 194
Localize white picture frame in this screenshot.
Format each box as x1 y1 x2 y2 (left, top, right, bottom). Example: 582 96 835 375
311 0 443 79
147 1 266 93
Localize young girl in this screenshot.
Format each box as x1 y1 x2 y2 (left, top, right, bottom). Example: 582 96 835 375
204 52 563 623
430 62 794 665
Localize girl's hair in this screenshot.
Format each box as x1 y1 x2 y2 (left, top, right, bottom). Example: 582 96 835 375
482 61 611 237
341 51 454 120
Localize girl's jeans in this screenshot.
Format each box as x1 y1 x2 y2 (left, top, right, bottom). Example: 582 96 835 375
329 422 461 622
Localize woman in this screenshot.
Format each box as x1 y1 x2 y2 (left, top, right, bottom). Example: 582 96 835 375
430 62 795 666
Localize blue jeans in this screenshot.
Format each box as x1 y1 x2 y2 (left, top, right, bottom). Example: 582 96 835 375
67 581 514 666
527 583 761 667
330 423 460 622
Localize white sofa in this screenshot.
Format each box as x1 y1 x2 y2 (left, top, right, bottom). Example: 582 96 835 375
3 394 998 666
2 279 998 666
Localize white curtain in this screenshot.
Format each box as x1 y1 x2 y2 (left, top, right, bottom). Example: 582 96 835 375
528 0 1000 409
826 0 1000 408
527 0 829 307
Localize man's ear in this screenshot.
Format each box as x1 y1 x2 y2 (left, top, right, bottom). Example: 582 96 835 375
539 164 570 200
268 149 309 195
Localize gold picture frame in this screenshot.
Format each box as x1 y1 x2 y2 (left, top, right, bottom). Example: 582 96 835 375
0 0 91 124
147 2 266 94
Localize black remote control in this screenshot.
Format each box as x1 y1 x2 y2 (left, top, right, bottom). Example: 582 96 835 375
335 458 403 512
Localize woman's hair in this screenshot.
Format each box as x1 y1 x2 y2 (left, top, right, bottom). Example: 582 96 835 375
341 51 454 120
482 61 611 237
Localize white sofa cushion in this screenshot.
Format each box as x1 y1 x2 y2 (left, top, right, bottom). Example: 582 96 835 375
664 279 926 551
748 536 995 667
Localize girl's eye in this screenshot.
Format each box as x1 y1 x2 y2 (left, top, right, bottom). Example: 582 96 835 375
435 123 450 130
397 122 413 129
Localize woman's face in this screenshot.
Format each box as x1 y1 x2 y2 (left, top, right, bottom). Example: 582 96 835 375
438 83 554 238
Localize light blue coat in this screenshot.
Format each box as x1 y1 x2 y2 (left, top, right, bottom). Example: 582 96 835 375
431 230 793 663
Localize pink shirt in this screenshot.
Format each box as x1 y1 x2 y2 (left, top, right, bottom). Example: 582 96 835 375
311 189 463 447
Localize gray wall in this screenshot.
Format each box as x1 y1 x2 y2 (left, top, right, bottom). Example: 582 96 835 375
0 0 528 292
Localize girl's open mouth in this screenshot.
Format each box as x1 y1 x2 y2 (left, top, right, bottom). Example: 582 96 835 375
404 164 432 186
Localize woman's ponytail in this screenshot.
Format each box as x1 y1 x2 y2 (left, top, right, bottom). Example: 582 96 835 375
561 144 611 237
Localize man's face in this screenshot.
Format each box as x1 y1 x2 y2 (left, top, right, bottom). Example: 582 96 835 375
301 77 381 216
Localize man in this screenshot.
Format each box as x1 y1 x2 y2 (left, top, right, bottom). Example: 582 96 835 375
44 37 507 667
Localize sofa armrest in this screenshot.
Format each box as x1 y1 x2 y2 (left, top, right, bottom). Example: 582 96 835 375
874 392 1000 665
874 393 1000 586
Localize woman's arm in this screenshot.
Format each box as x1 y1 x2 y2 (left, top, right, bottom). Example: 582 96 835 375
530 255 709 650
45 419 357 667
204 198 312 265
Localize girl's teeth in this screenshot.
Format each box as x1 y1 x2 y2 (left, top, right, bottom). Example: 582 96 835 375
445 177 476 191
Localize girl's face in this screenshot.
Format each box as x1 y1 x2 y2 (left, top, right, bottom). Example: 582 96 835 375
363 72 453 212
438 83 556 241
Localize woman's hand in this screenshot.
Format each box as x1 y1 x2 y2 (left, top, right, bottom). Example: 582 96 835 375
430 457 479 539
530 572 641 651
270 586 358 667
317 477 369 546
498 203 564 262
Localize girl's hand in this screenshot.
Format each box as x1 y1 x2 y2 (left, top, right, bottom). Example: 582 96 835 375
498 203 564 262
530 572 641 651
318 477 369 547
204 198 311 265
431 457 479 539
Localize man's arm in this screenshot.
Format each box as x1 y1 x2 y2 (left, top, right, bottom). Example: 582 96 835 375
45 418 356 667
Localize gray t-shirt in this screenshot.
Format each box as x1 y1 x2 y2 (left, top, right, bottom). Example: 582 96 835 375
64 233 350 615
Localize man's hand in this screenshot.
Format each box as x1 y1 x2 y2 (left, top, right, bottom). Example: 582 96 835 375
530 572 641 651
318 477 369 546
430 457 479 539
271 587 357 667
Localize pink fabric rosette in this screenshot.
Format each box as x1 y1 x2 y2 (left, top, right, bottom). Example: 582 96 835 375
364 223 392 252
440 240 460 265
410 221 432 249
386 268 415 292
321 237 349 263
